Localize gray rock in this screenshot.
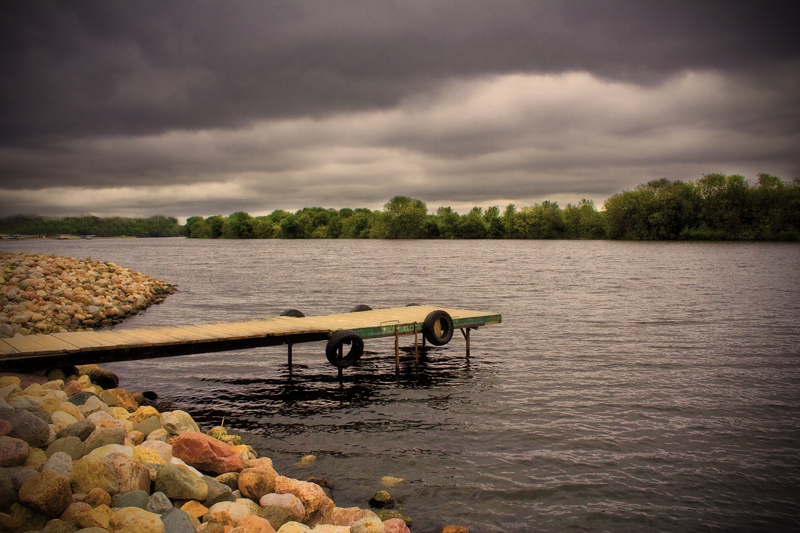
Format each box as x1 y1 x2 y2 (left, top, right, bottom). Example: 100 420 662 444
111 489 149 509
0 407 51 448
82 425 125 455
155 463 208 501
40 518 79 532
146 491 174 514
57 419 96 442
202 475 235 506
42 451 73 479
160 508 196 533
46 436 85 460
66 391 100 407
134 415 162 437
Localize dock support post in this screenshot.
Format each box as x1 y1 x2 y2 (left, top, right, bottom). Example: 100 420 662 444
460 328 472 357
413 322 419 364
287 343 293 366
394 325 400 372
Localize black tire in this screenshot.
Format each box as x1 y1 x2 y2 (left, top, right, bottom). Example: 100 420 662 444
405 303 420 306
423 310 454 346
280 309 305 317
326 330 365 368
350 304 372 312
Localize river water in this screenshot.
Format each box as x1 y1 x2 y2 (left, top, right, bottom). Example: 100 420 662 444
3 238 800 532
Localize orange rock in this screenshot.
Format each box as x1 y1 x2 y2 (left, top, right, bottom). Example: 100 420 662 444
181 500 210 519
237 514 277 533
171 431 245 474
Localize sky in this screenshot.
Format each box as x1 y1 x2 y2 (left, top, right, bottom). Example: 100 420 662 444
1 1 799 222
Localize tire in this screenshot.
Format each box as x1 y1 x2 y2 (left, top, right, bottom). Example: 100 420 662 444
326 330 364 368
422 310 454 346
280 309 305 317
350 304 372 312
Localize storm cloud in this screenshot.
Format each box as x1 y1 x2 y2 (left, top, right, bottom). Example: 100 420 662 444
1 1 798 219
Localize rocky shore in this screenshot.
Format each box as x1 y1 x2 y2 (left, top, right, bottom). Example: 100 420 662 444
1 252 175 338
0 365 417 533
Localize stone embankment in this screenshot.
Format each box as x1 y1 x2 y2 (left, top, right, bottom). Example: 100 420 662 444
0 365 417 533
0 252 175 338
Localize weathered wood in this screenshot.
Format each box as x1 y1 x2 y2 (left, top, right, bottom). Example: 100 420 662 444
0 306 501 371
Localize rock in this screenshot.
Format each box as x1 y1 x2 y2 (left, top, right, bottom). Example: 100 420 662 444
351 516 386 533
155 463 209 501
86 443 133 461
180 500 209 520
105 388 139 412
111 489 149 509
134 415 163 436
258 506 294 531
0 472 19 512
66 391 101 407
216 471 240 490
25 447 48 469
40 518 79 532
274 476 330 519
160 410 200 436
103 451 150 492
76 365 119 389
19 471 73 517
146 491 173 514
139 439 172 462
129 405 160 425
295 454 316 468
237 514 278 533
9 502 49 531
85 487 112 508
0 418 12 436
57 419 95 441
171 431 246 475
10 467 38 490
76 503 112 529
329 508 381 527
383 518 411 533
70 456 119 495
369 490 394 509
108 507 164 533
60 501 92 523
380 477 404 488
82 424 126 455
205 501 250 526
259 494 305 522
238 467 278 501
161 508 197 533
311 526 349 533
203 474 236 506
0 406 52 447
0 435 30 467
274 522 311 533
441 526 469 533
50 411 82 432
42 451 74 479
46 436 85 460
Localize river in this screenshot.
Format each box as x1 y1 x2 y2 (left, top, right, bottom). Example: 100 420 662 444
3 238 799 532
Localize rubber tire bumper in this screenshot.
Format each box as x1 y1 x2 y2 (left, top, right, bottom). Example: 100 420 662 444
326 330 365 368
280 309 305 317
423 310 454 346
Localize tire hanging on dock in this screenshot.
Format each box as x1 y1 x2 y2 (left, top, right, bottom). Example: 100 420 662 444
422 310 454 346
326 329 365 368
280 309 305 317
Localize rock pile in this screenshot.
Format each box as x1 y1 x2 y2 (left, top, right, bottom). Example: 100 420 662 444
0 366 413 533
0 252 175 338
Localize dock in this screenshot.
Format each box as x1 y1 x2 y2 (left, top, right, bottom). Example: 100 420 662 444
0 306 501 372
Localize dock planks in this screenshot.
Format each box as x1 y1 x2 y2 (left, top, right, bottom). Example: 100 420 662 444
0 306 501 371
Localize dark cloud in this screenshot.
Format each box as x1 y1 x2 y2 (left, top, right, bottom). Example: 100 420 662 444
1 1 798 219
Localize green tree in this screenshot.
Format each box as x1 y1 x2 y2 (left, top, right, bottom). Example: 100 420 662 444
280 214 304 238
456 207 488 238
383 196 427 238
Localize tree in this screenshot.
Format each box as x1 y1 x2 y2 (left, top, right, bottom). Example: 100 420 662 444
280 215 304 238
456 207 488 238
383 196 427 238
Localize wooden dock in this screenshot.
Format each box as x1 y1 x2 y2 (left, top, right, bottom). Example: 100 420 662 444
0 306 501 372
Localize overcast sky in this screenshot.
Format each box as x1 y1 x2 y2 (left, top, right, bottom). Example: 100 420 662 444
1 1 798 221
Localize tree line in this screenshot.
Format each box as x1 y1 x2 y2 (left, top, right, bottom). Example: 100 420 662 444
0 215 182 238
184 174 799 241
2 174 797 241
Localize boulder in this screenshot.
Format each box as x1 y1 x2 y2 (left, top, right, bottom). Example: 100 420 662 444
155 463 209 501
42 451 73 479
237 514 278 533
83 424 126 455
160 410 200 435
259 493 305 522
108 507 164 533
103 451 150 493
76 503 112 529
330 508 381 527
238 467 278 501
85 487 112 508
75 365 119 389
106 388 139 412
205 501 250 526
351 516 386 533
274 476 331 518
0 406 51 447
171 431 246 474
70 456 119 495
46 436 85 460
203 474 235 506
56 419 95 441
111 489 149 509
0 435 30 467
161 508 197 533
146 491 173 514
382 518 411 533
18 471 73 517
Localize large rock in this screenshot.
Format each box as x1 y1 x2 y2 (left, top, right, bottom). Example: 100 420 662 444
161 508 197 533
203 474 235 506
18 471 72 517
383 518 411 533
260 493 305 522
171 431 246 474
42 451 73 479
105 388 139 412
155 463 208 501
274 476 331 520
76 503 112 529
237 514 278 533
238 467 278 501
45 436 85 460
108 507 164 533
56 419 95 441
103 452 150 493
0 435 30 467
160 410 200 436
70 455 119 495
83 424 126 455
351 516 386 533
330 508 381 527
205 501 250 527
0 406 52 447
111 489 149 509
76 365 119 389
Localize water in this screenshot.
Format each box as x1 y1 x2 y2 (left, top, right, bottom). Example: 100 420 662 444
3 238 800 532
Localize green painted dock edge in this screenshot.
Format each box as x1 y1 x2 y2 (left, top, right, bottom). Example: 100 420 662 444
350 313 503 340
